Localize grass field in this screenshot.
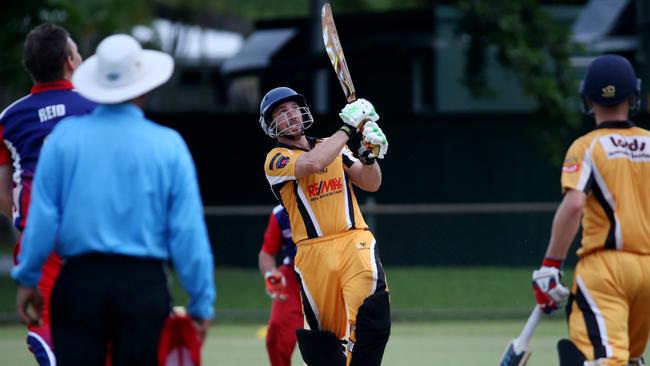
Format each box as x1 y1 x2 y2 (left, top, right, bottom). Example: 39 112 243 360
1 318 577 365
0 266 570 320
0 266 595 365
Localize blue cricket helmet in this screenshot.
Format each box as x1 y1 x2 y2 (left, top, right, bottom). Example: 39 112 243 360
580 54 641 116
259 87 312 137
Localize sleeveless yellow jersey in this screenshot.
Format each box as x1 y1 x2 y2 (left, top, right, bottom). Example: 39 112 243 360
561 120 650 257
264 138 368 244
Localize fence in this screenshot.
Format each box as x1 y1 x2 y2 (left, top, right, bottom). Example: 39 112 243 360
204 201 580 267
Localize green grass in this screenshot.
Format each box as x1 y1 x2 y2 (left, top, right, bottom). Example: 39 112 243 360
1 266 572 320
1 267 591 365
0 318 606 365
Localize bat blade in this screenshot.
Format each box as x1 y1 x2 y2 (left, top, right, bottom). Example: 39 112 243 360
497 306 542 366
321 3 380 157
498 341 532 366
321 3 356 103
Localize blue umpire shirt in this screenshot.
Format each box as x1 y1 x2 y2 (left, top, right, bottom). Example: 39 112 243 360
11 103 216 320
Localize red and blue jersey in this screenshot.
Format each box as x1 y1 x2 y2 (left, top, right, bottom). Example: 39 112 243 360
0 80 95 230
261 205 296 265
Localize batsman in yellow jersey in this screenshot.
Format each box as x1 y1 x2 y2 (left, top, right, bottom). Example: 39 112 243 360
259 86 390 366
532 55 650 366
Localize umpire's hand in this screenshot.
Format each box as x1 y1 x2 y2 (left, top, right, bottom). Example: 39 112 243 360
193 318 211 343
16 286 43 326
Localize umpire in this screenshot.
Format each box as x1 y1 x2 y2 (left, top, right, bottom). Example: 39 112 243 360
12 34 216 365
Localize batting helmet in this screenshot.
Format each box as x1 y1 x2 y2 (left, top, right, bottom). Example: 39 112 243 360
580 54 641 116
259 87 313 137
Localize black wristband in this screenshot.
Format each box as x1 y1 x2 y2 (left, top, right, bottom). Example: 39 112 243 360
359 150 376 165
339 125 356 137
361 156 376 165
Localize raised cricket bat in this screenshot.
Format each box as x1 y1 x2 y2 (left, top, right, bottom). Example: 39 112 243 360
321 3 355 103
321 3 379 156
497 306 543 366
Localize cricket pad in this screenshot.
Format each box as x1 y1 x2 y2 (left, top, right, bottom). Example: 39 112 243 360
296 329 346 366
349 291 391 366
558 338 586 366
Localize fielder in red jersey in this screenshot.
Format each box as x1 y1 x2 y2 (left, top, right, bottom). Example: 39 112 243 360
258 205 303 366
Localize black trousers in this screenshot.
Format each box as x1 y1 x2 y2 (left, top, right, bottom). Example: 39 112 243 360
51 253 171 366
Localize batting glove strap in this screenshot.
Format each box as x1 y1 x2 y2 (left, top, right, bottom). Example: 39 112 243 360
542 257 563 269
339 124 357 138
358 148 376 165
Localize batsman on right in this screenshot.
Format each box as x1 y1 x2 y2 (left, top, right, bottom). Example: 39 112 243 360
260 86 390 366
531 55 650 366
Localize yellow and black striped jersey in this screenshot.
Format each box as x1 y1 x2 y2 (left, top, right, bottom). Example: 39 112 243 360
561 120 650 257
264 137 368 244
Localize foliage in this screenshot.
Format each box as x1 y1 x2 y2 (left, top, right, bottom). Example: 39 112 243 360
53 0 154 54
0 0 586 164
152 0 584 162
154 0 586 22
0 0 154 106
0 1 57 99
457 0 582 163
155 0 432 21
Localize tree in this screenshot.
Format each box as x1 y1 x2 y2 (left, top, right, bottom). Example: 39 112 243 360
0 0 153 106
457 0 581 163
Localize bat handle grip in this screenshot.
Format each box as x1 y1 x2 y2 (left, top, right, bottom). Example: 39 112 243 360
358 120 381 157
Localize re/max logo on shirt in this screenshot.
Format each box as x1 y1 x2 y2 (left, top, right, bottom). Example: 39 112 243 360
38 104 66 122
307 178 343 197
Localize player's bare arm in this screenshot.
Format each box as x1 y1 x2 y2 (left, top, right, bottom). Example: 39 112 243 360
345 160 381 192
530 188 583 316
544 188 586 260
258 249 287 300
294 130 350 179
258 249 278 275
0 164 13 220
16 286 43 326
344 119 388 191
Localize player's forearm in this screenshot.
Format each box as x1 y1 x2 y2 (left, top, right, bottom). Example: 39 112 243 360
296 130 349 178
258 250 277 275
356 162 382 192
0 164 13 220
545 196 583 260
0 196 12 223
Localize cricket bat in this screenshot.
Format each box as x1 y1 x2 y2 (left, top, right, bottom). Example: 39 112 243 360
497 306 543 366
321 3 379 156
321 2 355 103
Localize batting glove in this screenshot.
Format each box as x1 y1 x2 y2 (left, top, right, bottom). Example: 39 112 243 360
532 258 570 314
360 122 388 159
264 270 287 300
339 99 380 131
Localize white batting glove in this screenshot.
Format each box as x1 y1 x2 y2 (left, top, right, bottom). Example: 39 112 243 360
361 122 388 159
339 99 379 130
532 264 570 314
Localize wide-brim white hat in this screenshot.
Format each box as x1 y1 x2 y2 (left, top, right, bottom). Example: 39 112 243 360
73 34 174 104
